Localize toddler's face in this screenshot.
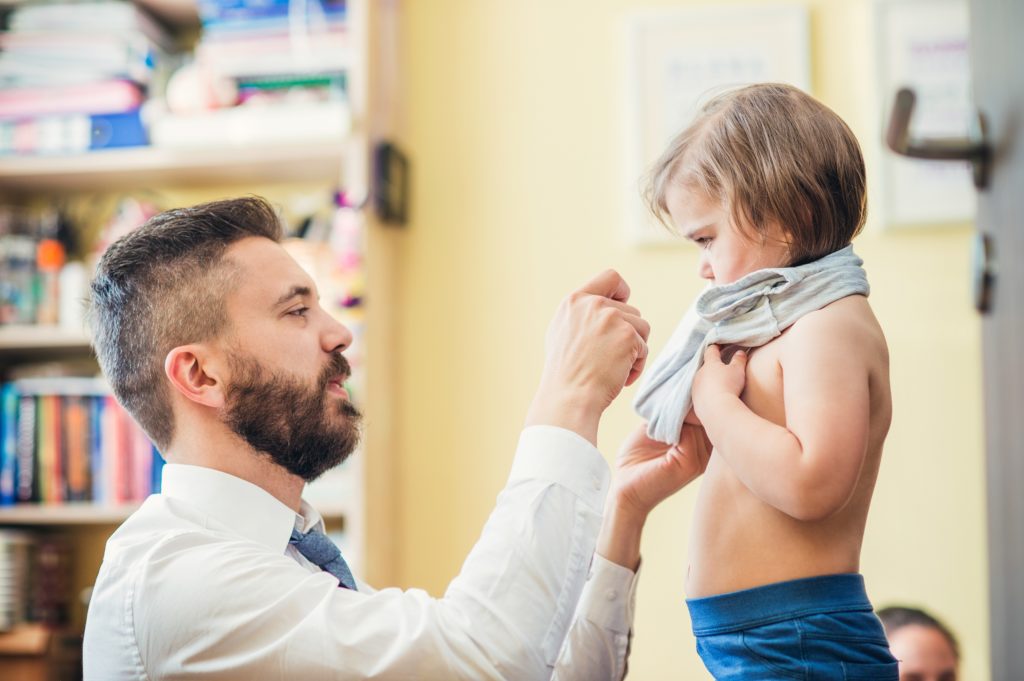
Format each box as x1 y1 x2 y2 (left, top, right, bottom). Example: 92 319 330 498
664 182 790 285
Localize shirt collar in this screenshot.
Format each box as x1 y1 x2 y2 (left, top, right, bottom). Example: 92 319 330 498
160 464 315 551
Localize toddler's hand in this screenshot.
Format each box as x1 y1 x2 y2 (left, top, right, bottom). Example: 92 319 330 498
693 344 748 418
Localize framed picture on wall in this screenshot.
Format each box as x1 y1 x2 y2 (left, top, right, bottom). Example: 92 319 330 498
623 4 810 245
874 0 973 227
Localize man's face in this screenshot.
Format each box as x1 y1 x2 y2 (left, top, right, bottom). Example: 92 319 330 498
217 237 361 481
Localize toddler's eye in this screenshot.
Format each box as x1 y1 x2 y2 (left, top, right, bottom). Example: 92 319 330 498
695 237 712 248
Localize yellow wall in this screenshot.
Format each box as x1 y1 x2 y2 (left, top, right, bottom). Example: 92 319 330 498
395 1 989 679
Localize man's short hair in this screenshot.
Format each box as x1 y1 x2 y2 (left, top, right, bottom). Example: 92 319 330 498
644 82 867 265
89 196 283 449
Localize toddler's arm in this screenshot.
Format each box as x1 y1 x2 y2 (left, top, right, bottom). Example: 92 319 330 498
692 312 871 521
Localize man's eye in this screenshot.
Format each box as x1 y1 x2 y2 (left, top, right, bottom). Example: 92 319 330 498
288 307 310 317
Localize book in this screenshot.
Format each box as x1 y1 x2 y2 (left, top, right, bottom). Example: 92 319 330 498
196 33 350 78
9 2 171 50
90 395 105 502
149 100 349 149
16 394 36 502
102 395 128 504
0 33 163 87
63 395 90 502
0 80 144 119
36 394 61 503
198 0 346 27
0 109 148 156
0 384 18 505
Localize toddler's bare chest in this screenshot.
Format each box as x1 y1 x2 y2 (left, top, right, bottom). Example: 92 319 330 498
739 337 787 427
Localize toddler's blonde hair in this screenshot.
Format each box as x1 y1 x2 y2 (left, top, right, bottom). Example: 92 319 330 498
645 83 866 264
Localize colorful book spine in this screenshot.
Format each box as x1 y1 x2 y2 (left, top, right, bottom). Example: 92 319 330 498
198 0 347 27
0 79 144 119
90 395 104 502
36 395 61 503
1 380 159 505
63 395 90 502
0 109 148 156
0 384 18 505
16 394 36 502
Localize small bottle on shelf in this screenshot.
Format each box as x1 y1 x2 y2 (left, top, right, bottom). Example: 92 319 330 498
34 239 65 326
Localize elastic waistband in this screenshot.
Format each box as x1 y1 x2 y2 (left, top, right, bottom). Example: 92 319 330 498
686 574 872 636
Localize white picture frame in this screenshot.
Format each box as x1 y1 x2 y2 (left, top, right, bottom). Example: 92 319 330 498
623 4 810 245
874 0 973 228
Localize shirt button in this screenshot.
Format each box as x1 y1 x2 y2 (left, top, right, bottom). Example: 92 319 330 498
605 589 618 601
592 477 601 491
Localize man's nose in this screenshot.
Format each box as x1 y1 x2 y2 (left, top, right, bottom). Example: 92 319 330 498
322 314 354 354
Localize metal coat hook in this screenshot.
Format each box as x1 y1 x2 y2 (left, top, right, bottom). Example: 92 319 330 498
885 87 992 189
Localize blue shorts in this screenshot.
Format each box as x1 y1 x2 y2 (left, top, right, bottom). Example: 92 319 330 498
686 574 898 680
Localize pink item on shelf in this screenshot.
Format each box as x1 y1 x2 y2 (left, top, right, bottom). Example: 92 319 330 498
0 80 144 119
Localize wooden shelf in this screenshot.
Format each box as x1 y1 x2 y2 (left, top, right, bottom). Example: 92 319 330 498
0 141 346 192
0 326 92 353
0 503 140 525
0 500 349 526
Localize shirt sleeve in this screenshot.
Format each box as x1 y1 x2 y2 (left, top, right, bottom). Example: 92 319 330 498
133 426 612 680
550 555 639 681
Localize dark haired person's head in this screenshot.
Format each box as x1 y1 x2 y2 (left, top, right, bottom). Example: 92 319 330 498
89 196 361 481
878 606 959 681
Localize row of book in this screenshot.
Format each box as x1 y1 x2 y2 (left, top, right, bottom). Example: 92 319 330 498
0 0 352 155
197 0 349 79
0 530 73 632
0 1 174 155
0 377 164 506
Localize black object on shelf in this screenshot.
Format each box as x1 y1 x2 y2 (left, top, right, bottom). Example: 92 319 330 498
373 141 409 226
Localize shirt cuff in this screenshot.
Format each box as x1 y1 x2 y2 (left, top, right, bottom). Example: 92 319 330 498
508 425 610 513
579 553 639 635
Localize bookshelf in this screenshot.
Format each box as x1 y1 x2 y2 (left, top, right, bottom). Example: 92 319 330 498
0 141 348 191
0 498 355 525
0 1 401 670
0 326 91 353
0 502 140 525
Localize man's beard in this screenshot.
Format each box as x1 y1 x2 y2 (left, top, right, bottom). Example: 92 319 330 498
222 351 362 482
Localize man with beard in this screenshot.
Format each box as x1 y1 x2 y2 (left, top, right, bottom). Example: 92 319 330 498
82 197 709 680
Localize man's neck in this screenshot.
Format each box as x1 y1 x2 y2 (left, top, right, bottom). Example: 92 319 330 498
164 422 305 513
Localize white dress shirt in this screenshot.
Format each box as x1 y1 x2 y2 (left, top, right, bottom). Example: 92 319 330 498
82 426 638 680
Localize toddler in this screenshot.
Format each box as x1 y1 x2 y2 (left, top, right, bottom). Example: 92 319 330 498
635 83 897 680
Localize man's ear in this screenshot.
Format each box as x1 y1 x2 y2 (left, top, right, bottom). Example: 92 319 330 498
164 345 226 409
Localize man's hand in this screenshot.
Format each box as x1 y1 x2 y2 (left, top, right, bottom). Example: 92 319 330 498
612 423 712 519
692 344 748 424
525 270 650 444
597 423 712 570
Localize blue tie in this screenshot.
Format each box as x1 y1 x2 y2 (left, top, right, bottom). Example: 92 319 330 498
289 528 357 590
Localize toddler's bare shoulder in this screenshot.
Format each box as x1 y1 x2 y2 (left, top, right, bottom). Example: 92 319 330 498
783 296 884 350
